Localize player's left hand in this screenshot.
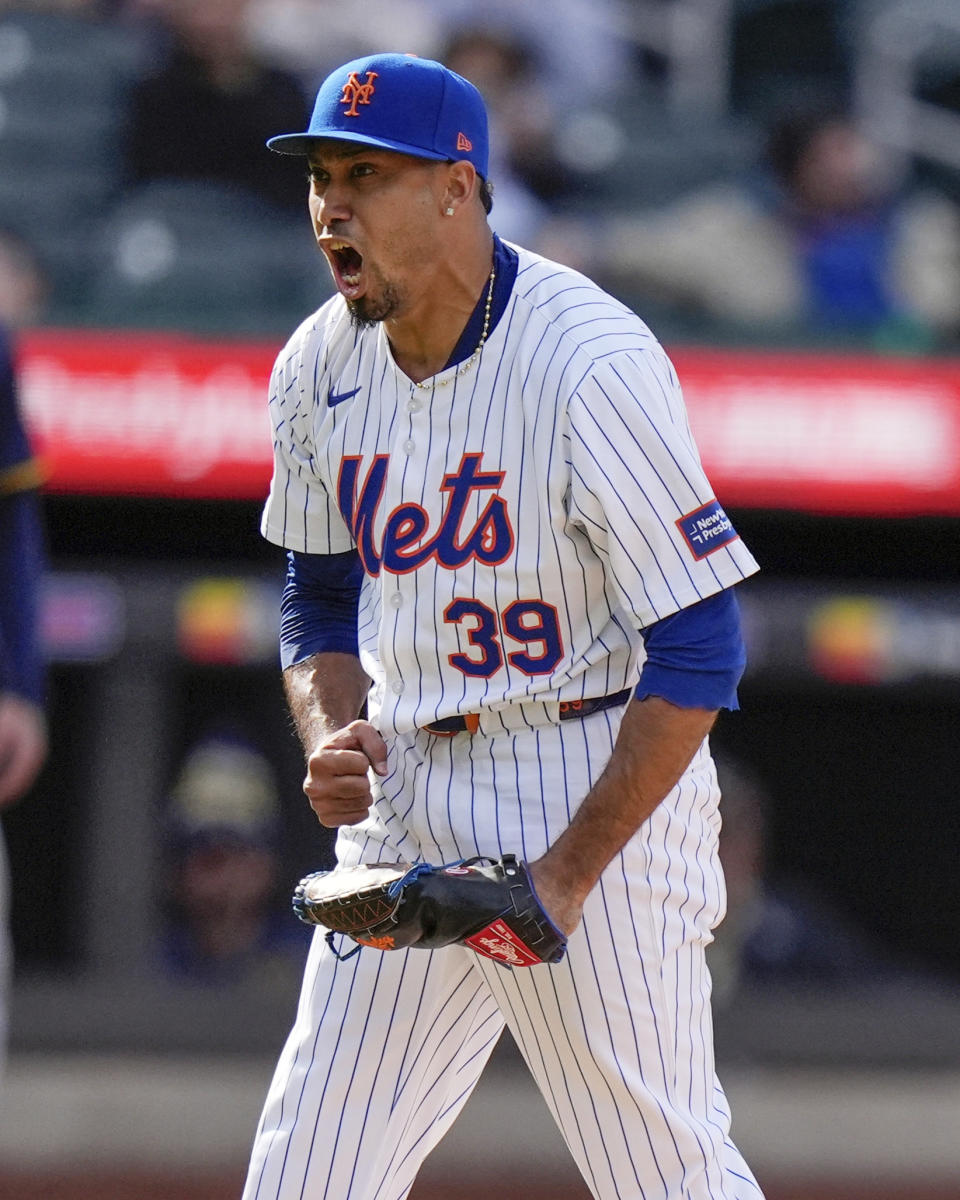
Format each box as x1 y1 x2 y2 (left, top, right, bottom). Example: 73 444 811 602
293 854 568 967
526 857 584 937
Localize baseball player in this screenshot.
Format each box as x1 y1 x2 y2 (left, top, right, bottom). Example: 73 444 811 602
244 52 765 1200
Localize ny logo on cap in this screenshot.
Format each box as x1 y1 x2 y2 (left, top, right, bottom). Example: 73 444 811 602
341 71 378 117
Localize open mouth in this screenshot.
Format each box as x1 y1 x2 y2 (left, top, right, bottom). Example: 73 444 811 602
327 240 365 298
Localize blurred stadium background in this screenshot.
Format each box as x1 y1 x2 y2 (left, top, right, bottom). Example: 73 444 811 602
1 1 960 1197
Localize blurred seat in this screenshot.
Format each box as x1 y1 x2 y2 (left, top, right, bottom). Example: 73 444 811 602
557 84 761 212
729 0 850 114
0 9 143 178
0 8 147 318
83 181 332 336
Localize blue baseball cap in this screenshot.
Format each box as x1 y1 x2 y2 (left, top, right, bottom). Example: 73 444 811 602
267 53 489 179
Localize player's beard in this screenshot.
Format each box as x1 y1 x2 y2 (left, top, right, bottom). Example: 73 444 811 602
346 278 403 328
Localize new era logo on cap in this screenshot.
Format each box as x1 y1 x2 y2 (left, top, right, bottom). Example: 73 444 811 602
266 53 489 179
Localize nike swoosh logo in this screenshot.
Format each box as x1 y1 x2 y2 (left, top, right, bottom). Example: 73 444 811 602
328 386 362 407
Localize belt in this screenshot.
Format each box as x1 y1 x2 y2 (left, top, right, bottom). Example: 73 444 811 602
422 688 632 737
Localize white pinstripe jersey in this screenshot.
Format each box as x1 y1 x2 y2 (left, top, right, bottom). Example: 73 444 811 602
261 244 759 736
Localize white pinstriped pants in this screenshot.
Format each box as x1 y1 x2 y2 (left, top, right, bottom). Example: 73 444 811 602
243 709 764 1200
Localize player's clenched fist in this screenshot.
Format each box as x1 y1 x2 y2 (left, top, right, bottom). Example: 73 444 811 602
303 719 388 827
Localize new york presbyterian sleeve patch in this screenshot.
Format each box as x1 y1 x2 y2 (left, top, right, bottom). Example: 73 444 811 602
676 499 740 559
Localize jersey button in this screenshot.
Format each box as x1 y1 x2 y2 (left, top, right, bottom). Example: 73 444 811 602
390 592 403 608
391 679 404 694
407 398 422 413
403 439 415 454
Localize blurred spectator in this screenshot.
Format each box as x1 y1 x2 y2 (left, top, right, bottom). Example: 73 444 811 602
710 753 924 1008
434 7 637 215
426 1 635 108
441 25 578 206
158 730 309 987
547 105 960 349
245 0 440 87
245 2 635 120
122 0 310 213
0 232 49 1084
434 25 560 245
0 228 48 330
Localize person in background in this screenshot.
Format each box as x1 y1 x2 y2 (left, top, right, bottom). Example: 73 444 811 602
709 753 930 1008
122 0 310 213
0 242 48 1083
425 0 635 109
0 230 48 332
244 0 634 108
159 730 310 987
244 0 440 89
546 104 960 349
435 25 564 244
441 25 578 206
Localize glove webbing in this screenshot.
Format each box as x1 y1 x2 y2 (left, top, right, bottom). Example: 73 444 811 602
325 859 472 961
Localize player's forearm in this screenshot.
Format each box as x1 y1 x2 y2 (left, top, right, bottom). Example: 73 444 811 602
283 651 371 754
533 697 718 926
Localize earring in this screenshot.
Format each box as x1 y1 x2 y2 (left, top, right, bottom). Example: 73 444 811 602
445 206 455 216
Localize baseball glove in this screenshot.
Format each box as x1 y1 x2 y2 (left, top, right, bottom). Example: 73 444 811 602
292 854 567 967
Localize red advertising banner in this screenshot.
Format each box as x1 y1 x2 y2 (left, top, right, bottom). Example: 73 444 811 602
16 328 960 514
18 328 278 500
673 347 960 516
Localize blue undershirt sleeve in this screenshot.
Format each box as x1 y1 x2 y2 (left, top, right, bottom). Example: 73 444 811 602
279 549 362 670
636 588 746 711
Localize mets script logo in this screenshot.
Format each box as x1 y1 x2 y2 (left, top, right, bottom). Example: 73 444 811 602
340 71 378 117
337 452 514 576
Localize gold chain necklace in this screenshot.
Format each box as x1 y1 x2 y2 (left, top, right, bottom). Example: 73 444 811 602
411 265 496 390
